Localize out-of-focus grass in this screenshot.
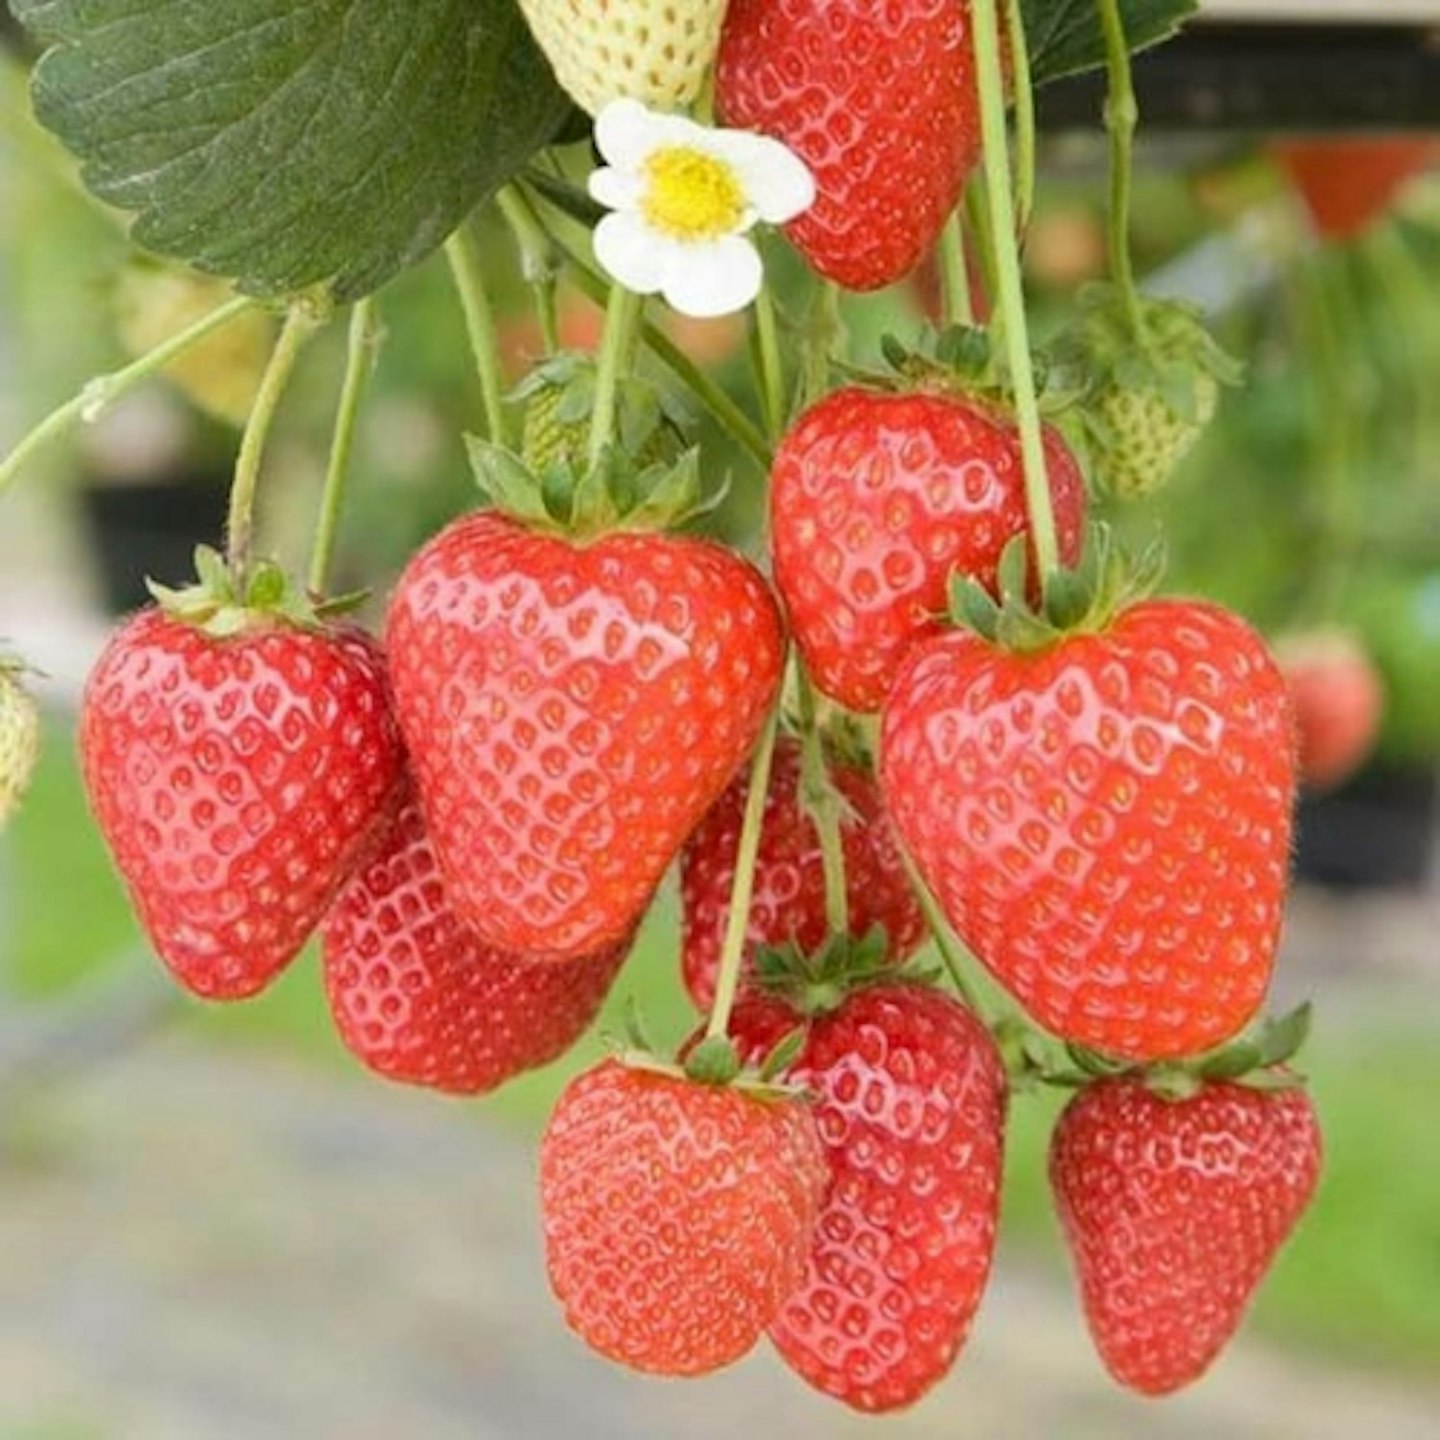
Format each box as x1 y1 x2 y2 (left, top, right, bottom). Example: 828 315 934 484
5 725 1440 1377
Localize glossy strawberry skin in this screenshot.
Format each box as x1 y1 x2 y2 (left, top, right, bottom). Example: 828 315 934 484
81 610 405 1000
771 388 1087 713
540 1059 828 1377
1050 1078 1322 1396
322 788 627 1095
1278 633 1384 793
386 511 785 961
716 0 982 291
680 737 927 1009
1274 137 1432 242
729 984 1007 1413
881 601 1297 1061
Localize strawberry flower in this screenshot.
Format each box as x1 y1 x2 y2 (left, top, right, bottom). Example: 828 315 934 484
588 99 816 318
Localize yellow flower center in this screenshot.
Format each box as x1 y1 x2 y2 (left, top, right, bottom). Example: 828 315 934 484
641 146 746 241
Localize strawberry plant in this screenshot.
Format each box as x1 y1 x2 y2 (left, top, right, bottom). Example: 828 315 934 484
3 0 1350 1413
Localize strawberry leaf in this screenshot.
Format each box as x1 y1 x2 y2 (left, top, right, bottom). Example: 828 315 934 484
14 0 571 301
1024 0 1198 88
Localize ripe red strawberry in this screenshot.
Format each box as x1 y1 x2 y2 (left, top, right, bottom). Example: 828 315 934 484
881 600 1296 1061
1273 137 1433 243
386 510 784 960
728 984 1007 1412
771 388 1087 713
1050 1078 1322 1395
716 0 983 291
1276 630 1384 793
322 787 627 1095
81 609 405 1000
540 1059 827 1376
681 736 927 1009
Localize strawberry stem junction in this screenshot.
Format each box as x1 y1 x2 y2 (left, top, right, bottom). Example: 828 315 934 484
970 0 1060 587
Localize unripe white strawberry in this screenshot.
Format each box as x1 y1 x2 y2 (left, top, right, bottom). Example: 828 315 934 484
517 0 727 117
0 664 39 830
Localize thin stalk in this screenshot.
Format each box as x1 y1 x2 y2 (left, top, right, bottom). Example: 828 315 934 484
1096 0 1146 334
543 222 772 466
309 298 380 596
901 853 991 1022
939 211 974 328
0 296 258 497
964 181 1000 323
587 284 644 467
445 225 508 444
971 0 1059 585
752 285 787 439
496 183 561 354
801 280 843 407
1004 0 1038 236
795 666 849 936
226 305 316 587
706 705 782 1041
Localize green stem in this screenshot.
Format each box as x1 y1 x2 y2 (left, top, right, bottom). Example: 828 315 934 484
706 705 782 1041
801 280 843 407
496 183 561 355
752 285 787 439
964 181 999 323
309 298 380 596
445 225 508 444
226 305 316 588
542 221 772 466
587 284 645 467
1096 0 1145 334
939 211 973 328
0 296 258 498
1005 0 1038 237
900 853 991 1023
795 666 849 937
971 0 1059 584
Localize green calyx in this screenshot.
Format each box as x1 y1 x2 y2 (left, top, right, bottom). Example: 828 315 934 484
1053 1003 1316 1101
147 545 364 638
950 522 1165 655
470 353 719 539
870 326 1076 418
752 926 938 1018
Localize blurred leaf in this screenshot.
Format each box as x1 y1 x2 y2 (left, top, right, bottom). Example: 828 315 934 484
1025 0 1198 88
14 0 570 300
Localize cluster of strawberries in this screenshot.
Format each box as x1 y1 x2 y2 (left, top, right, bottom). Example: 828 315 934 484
44 0 1329 1420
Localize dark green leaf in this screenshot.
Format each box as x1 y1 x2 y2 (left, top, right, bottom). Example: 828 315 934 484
16 0 571 300
1024 0 1198 89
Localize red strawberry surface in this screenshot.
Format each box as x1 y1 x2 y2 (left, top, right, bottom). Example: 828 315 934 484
1276 631 1384 793
386 511 785 961
716 0 982 291
1273 137 1433 243
322 787 627 1095
681 736 927 1009
81 609 405 1000
771 388 1087 713
728 984 1007 1412
881 600 1296 1061
540 1059 827 1377
1050 1077 1322 1396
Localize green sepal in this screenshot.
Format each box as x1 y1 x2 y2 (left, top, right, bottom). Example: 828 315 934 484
751 924 909 1017
145 545 342 638
758 1027 808 1083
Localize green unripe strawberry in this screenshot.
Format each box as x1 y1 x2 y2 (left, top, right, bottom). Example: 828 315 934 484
517 0 728 117
0 663 39 829
114 260 275 428
1094 367 1219 501
513 353 687 476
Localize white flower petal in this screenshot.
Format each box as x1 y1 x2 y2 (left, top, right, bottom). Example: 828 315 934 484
725 133 817 224
593 211 667 295
661 235 764 318
588 166 644 212
594 98 657 169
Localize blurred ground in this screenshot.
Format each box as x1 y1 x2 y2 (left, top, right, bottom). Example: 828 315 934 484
1 1040 1438 1440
